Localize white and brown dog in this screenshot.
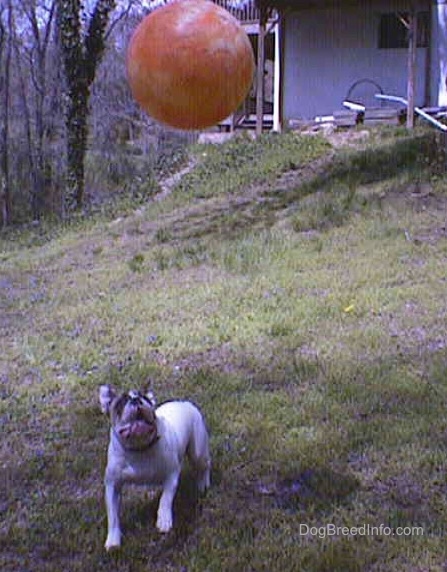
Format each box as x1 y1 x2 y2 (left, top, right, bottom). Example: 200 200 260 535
99 385 211 550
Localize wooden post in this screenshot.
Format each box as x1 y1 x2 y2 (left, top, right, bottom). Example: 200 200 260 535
407 8 417 129
256 7 267 137
273 21 281 132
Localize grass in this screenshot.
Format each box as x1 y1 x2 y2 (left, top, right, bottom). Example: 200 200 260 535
1 127 447 571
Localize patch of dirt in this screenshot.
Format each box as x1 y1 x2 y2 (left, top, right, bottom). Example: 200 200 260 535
375 181 447 249
369 472 441 531
254 466 360 512
326 128 372 148
157 157 198 199
172 343 243 376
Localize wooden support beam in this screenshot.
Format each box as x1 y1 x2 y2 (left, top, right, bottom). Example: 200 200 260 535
256 7 267 137
407 7 417 129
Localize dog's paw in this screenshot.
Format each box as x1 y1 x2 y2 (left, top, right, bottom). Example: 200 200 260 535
105 531 121 551
156 511 173 533
197 468 211 493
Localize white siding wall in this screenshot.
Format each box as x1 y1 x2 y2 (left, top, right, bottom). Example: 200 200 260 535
283 2 428 120
431 2 447 106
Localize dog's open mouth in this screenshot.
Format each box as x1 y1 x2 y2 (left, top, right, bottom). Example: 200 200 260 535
113 396 159 449
118 420 156 440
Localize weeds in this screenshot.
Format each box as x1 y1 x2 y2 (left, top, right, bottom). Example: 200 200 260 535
174 132 331 200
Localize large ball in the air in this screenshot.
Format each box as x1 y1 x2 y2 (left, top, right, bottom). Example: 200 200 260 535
126 0 255 130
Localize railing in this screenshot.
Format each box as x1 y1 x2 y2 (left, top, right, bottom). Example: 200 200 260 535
146 0 265 25
211 0 260 23
375 94 447 132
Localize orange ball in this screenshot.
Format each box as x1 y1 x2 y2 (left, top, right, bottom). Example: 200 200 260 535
126 0 255 130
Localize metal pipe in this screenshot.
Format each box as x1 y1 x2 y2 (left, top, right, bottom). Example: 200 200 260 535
343 100 366 112
375 93 447 132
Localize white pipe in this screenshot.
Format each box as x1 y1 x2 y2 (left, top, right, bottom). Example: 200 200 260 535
375 93 447 132
343 100 366 112
315 115 335 123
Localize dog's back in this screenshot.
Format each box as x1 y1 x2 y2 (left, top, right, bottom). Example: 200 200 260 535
157 401 211 489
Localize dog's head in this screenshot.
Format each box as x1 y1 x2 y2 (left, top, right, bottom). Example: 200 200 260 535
99 385 159 450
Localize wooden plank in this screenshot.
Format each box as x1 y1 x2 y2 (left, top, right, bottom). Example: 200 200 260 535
334 110 358 127
363 117 402 126
363 108 400 120
363 111 402 125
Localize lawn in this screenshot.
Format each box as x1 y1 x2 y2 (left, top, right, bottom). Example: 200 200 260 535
1 128 447 571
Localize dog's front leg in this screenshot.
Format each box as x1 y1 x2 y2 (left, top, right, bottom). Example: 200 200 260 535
104 479 122 550
156 473 179 533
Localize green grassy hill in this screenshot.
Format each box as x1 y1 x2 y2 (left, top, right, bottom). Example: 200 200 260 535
1 128 447 571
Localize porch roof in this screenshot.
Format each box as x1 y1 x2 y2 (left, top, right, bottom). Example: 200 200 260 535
256 0 401 10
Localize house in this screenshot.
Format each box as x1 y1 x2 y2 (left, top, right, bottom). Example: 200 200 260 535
260 0 447 128
210 0 281 131
218 0 447 130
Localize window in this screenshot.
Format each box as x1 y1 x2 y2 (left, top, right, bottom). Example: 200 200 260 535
378 12 429 49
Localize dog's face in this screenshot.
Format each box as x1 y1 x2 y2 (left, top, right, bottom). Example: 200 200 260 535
100 385 159 450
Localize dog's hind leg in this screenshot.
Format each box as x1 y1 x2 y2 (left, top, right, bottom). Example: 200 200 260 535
188 419 211 492
197 460 211 493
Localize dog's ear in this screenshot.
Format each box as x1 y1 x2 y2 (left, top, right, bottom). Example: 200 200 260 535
145 390 157 408
99 385 116 414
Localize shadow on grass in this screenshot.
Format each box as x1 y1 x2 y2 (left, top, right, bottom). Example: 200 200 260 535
259 132 443 226
299 131 442 193
121 469 205 541
163 131 443 243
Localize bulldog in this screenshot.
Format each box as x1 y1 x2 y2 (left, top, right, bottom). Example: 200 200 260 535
99 385 211 550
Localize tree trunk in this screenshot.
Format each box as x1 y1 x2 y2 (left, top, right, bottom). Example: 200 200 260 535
14 40 44 220
0 1 13 226
66 84 89 209
57 0 116 211
29 0 57 218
